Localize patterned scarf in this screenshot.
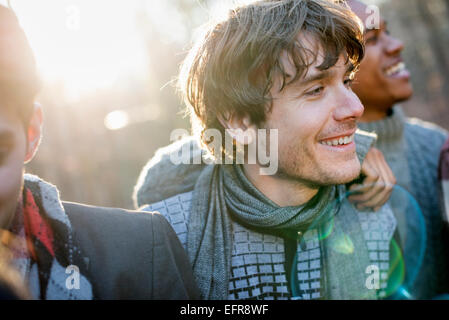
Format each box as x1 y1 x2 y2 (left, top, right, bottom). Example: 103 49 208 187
8 174 93 300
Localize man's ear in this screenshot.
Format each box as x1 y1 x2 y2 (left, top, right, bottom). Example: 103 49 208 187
24 103 43 164
217 112 257 145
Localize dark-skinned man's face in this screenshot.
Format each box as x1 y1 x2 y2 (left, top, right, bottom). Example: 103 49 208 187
348 0 413 121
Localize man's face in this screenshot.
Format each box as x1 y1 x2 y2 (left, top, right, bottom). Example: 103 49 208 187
264 43 364 187
0 106 27 229
349 0 413 116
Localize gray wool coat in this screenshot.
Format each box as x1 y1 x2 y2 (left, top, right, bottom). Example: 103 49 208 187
62 201 200 300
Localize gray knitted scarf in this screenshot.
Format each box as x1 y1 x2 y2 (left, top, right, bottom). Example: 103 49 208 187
188 164 372 299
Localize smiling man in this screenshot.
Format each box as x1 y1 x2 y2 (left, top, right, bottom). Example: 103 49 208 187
0 5 199 300
348 0 449 299
135 0 401 300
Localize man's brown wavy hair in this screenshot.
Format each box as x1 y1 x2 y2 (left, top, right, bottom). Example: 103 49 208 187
179 0 364 156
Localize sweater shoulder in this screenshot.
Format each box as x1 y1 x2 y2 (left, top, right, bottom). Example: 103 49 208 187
133 137 206 208
405 118 448 142
139 191 194 249
405 118 448 158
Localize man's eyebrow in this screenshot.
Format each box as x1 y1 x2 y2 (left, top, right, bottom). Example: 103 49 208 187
300 69 332 86
298 63 354 86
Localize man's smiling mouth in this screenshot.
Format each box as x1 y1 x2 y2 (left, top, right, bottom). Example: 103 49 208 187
319 133 355 146
384 61 407 77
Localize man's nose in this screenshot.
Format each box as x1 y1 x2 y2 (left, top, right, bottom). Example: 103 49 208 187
385 34 404 56
333 89 364 121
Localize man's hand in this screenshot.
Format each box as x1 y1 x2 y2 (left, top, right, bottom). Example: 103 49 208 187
348 147 397 211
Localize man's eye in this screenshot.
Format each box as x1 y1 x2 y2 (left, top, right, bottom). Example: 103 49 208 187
305 86 324 97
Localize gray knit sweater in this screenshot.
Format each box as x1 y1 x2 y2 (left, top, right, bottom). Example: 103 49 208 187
358 106 449 299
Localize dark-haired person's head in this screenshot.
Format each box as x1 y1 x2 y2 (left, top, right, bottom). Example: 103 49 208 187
347 0 413 121
0 5 42 231
180 0 365 187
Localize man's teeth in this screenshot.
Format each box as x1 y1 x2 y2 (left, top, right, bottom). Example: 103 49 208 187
385 62 406 76
320 134 354 146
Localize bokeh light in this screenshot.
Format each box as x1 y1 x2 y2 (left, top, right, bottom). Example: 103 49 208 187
10 0 147 100
104 110 129 131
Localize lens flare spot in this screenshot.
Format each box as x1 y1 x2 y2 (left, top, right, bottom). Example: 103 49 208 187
104 110 129 130
382 239 406 298
318 218 334 241
331 233 354 255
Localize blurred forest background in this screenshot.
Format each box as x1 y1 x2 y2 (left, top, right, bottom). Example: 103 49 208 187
9 0 449 209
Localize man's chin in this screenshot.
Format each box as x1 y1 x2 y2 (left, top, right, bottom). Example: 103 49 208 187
395 91 413 104
389 82 413 104
323 163 361 186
